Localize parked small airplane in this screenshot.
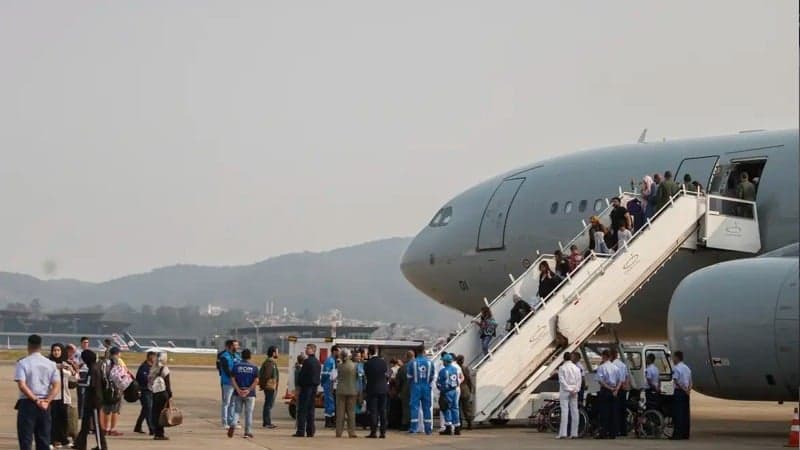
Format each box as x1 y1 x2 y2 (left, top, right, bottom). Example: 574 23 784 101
114 332 218 355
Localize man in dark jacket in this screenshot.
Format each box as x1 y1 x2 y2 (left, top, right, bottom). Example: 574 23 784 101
363 345 389 438
395 350 414 431
656 171 680 211
293 344 321 438
134 351 156 435
74 350 108 450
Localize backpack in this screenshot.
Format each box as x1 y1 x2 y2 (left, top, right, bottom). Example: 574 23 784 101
123 380 141 403
100 360 121 405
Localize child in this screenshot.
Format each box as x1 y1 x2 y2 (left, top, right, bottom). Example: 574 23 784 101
617 223 633 252
568 244 583 272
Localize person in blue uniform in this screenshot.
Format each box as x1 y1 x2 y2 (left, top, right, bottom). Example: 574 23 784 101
436 353 461 436
321 345 340 428
407 350 434 435
595 350 621 439
670 351 693 440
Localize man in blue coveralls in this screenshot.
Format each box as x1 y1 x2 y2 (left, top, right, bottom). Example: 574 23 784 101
321 345 340 428
436 353 461 436
407 349 434 435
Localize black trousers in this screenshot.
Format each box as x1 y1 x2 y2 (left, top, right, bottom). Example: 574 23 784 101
152 392 169 438
50 399 68 445
673 390 691 439
135 390 153 433
17 398 51 450
616 390 628 436
597 388 615 438
75 407 107 450
367 393 387 435
295 386 317 436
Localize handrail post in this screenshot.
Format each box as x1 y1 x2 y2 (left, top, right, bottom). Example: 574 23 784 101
483 297 490 307
558 241 564 253
508 273 515 282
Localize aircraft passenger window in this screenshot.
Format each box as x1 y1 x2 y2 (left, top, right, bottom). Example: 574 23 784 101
579 200 587 213
564 201 573 214
593 199 604 212
550 202 559 214
428 206 453 227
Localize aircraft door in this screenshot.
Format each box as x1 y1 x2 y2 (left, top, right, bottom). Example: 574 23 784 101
477 178 525 250
675 156 719 191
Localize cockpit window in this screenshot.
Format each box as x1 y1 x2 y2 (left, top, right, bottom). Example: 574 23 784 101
429 206 453 227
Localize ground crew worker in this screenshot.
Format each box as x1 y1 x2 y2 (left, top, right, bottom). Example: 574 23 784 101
671 351 692 440
15 334 60 450
595 350 620 439
395 351 413 431
321 345 339 428
557 352 582 439
610 349 631 436
407 350 434 434
736 172 756 217
455 355 474 430
436 353 460 436
644 354 660 407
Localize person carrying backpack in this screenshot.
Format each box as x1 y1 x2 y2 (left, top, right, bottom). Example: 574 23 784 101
258 346 280 429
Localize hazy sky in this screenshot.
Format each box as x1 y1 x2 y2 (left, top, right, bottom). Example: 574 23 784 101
1 1 797 281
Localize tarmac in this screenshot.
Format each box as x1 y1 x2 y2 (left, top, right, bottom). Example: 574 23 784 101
0 365 795 449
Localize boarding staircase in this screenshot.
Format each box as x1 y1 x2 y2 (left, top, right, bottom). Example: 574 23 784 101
432 187 761 423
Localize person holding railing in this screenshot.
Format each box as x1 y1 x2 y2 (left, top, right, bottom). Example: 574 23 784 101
537 262 562 303
608 197 632 249
587 216 610 256
553 250 571 278
568 244 583 272
471 307 497 356
506 295 532 332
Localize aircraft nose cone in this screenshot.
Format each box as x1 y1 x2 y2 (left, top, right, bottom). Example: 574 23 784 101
400 234 432 294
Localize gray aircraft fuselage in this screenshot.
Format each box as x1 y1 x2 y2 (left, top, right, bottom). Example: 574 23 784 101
401 129 799 341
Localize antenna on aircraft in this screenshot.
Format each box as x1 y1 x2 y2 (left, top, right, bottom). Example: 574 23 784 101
637 128 648 144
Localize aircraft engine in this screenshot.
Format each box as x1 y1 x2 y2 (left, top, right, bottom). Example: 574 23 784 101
667 256 798 401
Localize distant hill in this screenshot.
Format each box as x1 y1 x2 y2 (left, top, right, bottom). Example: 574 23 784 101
0 237 461 326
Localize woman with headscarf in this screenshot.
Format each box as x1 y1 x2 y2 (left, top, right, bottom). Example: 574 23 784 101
148 352 173 440
48 343 73 448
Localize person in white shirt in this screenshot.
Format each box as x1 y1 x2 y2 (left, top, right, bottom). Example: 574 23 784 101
556 353 582 439
671 351 692 440
570 352 587 407
616 223 633 252
595 350 620 439
644 354 660 406
15 334 60 450
610 349 631 437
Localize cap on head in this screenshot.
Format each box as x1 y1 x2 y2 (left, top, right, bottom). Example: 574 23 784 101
441 353 454 363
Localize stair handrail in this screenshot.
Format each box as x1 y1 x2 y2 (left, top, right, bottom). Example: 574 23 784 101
431 193 624 359
472 187 699 370
471 250 599 370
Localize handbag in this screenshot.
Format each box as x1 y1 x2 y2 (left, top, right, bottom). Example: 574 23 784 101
159 400 183 427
